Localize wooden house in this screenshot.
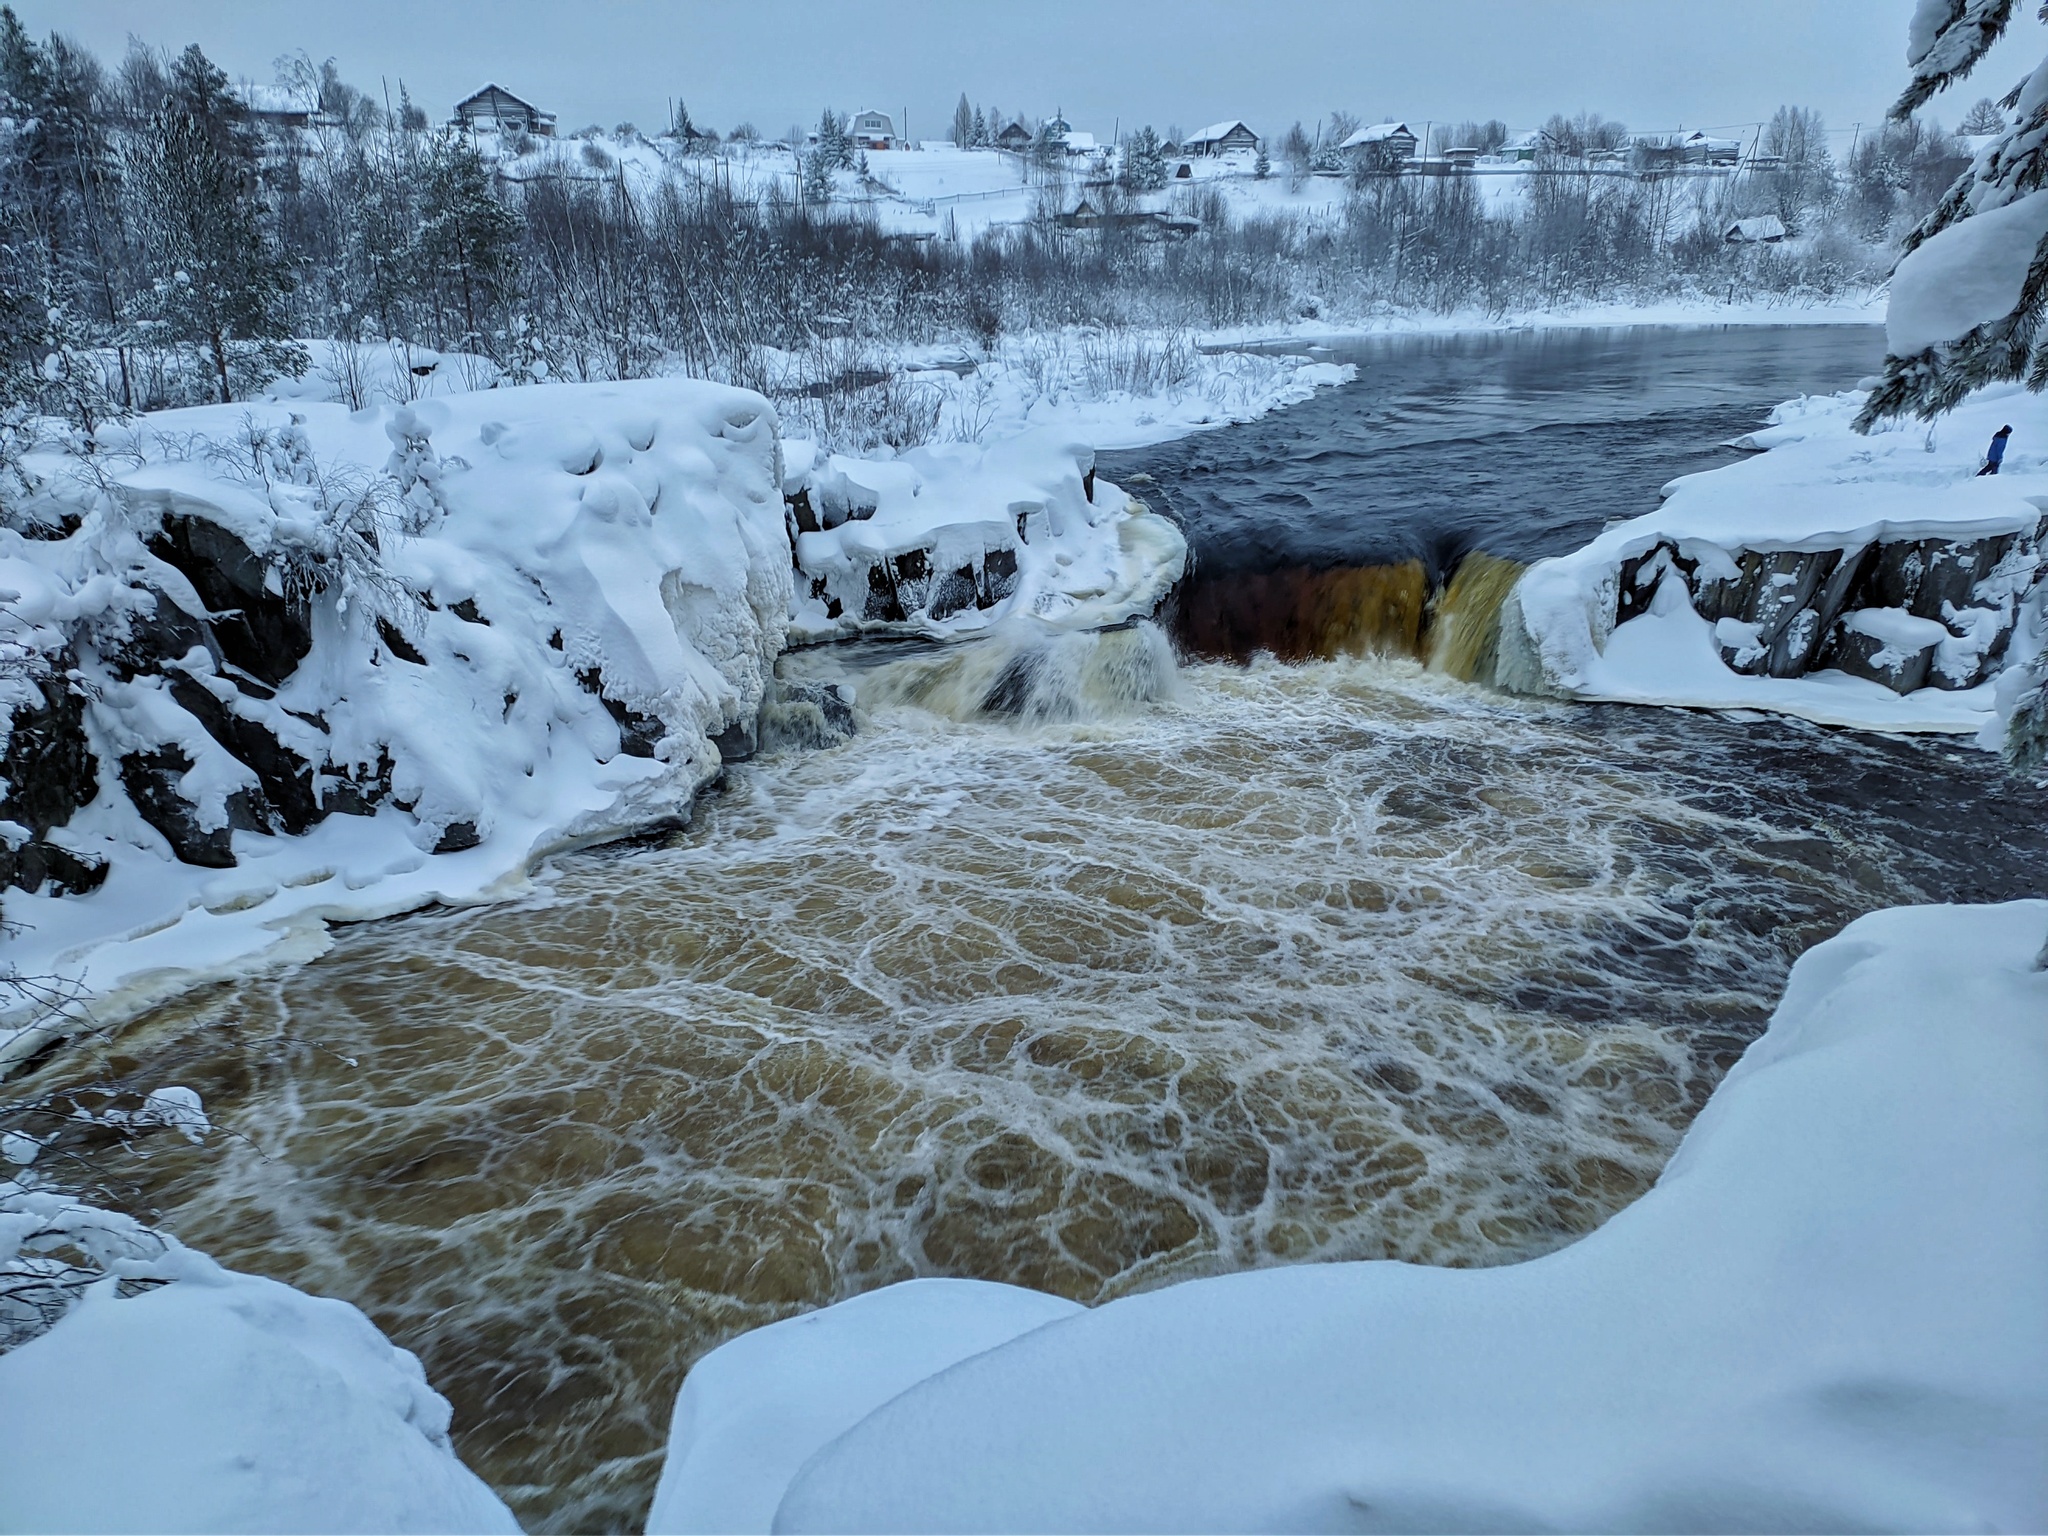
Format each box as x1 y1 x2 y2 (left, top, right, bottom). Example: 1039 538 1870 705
1724 214 1787 243
1339 121 1418 164
850 109 897 150
1181 120 1260 156
452 84 556 138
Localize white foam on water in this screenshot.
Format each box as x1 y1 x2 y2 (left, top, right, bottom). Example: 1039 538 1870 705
17 627 2015 1531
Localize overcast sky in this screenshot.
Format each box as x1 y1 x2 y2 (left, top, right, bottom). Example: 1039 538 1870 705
17 0 2047 148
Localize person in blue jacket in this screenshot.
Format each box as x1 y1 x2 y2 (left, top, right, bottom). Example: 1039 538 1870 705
1979 424 2013 475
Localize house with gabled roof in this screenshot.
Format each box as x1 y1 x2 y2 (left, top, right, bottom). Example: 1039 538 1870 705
451 84 556 138
1340 121 1418 162
1182 120 1259 156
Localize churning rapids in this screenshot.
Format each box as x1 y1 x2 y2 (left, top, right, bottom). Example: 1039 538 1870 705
17 326 2048 1533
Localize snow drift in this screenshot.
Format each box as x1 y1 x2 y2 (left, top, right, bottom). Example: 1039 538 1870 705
654 899 2048 1534
1500 382 2048 746
0 1184 518 1534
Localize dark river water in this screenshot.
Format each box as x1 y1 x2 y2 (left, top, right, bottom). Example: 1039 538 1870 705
1104 324 1887 574
15 323 2045 1533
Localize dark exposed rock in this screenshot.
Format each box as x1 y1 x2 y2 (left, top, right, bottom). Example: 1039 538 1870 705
1822 621 1935 694
788 488 821 534
1854 535 2013 619
927 563 981 622
105 588 217 682
891 548 932 614
375 617 427 666
164 674 324 836
1616 544 1697 625
1696 549 1846 677
980 547 1020 605
320 749 393 816
145 515 312 686
1 666 96 844
432 820 481 854
576 668 663 758
863 563 908 623
1619 519 2045 700
119 747 236 867
0 838 107 897
450 598 487 625
712 718 756 762
0 663 105 895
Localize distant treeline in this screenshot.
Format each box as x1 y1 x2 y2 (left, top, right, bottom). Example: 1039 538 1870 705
0 12 1971 427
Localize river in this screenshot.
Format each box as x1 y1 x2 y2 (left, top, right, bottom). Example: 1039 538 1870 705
17 325 2047 1532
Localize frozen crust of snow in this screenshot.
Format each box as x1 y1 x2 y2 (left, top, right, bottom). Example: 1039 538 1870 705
1504 382 2048 735
646 1279 1080 1535
670 900 2048 1534
0 1192 518 1534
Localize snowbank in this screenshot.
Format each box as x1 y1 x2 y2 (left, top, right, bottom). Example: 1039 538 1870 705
646 1279 1080 1535
0 1185 518 1534
1503 381 2048 738
785 431 1186 642
2 379 791 1063
665 899 2048 1534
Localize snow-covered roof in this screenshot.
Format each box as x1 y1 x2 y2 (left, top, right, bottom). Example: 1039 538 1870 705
1683 130 1742 150
1339 121 1415 149
1725 215 1787 242
1062 131 1098 152
455 83 548 118
241 83 318 117
1183 120 1255 147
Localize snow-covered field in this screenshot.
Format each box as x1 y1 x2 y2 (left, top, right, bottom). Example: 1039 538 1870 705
1502 379 2048 749
652 899 2048 1534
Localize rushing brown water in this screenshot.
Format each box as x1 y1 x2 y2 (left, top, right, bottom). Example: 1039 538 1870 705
17 627 2048 1532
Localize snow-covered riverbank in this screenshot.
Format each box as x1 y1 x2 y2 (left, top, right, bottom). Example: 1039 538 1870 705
1502 379 2048 758
654 899 2048 1534
0 376 1195 1061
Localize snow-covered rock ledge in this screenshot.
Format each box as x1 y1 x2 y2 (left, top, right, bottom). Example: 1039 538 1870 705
784 433 1186 644
1498 384 2048 753
2 381 791 1067
1 387 1191 1067
651 899 2048 1534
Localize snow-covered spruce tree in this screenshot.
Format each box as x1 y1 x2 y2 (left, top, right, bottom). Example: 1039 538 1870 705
414 133 521 356
1254 140 1271 180
1855 1 2048 428
127 46 305 404
1121 126 1168 193
1853 2 2048 778
817 108 853 172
